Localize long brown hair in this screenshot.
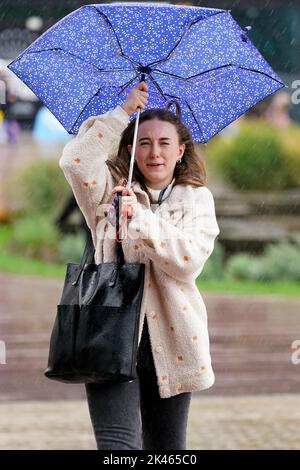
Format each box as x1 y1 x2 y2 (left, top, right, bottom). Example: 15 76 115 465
106 100 207 203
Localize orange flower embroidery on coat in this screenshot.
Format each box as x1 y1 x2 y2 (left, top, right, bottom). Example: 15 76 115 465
176 355 184 361
160 375 168 382
97 132 103 139
191 335 198 342
133 244 139 251
82 182 89 187
160 242 167 248
170 326 175 332
198 365 206 373
176 385 184 393
91 180 97 186
183 255 189 262
151 312 157 320
171 215 176 220
74 158 81 164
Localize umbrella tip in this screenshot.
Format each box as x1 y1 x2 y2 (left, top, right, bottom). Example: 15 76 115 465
241 26 252 42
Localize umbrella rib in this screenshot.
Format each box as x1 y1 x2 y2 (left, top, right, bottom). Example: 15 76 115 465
25 3 140 74
116 69 142 96
155 64 233 82
205 83 284 142
184 101 206 143
148 10 226 69
71 94 98 133
91 4 224 73
153 65 284 86
147 75 169 104
91 6 140 70
153 69 193 83
24 48 135 76
147 74 206 142
70 75 136 132
70 68 141 132
238 66 284 85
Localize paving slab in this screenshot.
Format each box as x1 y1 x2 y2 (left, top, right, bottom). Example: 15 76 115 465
1 395 300 450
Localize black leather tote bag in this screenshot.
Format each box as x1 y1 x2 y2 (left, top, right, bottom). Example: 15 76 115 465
44 194 145 384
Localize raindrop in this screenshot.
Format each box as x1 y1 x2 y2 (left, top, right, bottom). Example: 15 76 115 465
25 16 44 33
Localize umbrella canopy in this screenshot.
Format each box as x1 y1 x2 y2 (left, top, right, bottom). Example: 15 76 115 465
8 2 284 143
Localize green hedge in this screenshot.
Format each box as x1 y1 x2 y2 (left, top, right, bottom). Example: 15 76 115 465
9 214 61 262
5 157 86 263
205 121 300 190
201 237 300 282
226 236 300 282
7 157 70 219
8 214 86 264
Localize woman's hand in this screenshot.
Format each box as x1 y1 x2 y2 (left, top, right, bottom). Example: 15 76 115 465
112 186 138 219
121 81 149 116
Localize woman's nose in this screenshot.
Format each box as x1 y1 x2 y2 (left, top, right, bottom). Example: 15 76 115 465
151 143 160 157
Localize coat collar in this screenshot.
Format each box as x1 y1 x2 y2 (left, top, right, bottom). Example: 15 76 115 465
132 177 176 207
131 177 175 194
118 177 176 208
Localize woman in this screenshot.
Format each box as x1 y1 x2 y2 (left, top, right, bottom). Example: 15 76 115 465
59 81 220 450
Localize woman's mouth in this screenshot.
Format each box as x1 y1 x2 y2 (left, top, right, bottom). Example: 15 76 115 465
147 163 164 168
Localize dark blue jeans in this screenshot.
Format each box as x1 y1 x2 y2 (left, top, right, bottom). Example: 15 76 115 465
85 318 192 450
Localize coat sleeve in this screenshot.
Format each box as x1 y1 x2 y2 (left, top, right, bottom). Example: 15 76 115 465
58 105 130 233
127 186 220 282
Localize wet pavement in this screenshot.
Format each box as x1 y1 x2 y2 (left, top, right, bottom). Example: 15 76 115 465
1 395 300 450
1 248 300 449
1 272 300 401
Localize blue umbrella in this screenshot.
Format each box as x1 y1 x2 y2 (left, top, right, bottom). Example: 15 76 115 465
8 2 284 185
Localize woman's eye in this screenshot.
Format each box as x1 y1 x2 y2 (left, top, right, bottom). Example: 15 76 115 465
140 142 169 146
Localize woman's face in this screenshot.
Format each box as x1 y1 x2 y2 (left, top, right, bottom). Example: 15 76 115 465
127 118 185 189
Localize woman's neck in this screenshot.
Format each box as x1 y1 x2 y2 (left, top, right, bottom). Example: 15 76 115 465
145 179 173 191
146 185 164 191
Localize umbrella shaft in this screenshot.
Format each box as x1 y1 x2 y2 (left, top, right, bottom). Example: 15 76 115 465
127 107 141 188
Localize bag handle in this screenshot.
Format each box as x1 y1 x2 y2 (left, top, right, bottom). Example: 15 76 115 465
72 194 124 286
71 230 95 286
115 192 125 265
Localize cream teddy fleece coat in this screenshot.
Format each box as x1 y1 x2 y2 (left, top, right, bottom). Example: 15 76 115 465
59 105 220 399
